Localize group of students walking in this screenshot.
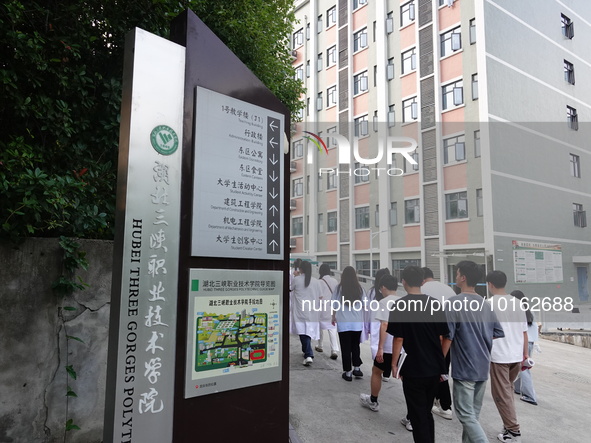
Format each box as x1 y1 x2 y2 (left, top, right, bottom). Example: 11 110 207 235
290 259 539 443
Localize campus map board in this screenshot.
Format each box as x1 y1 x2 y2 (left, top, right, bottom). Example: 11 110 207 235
184 269 282 398
513 240 563 284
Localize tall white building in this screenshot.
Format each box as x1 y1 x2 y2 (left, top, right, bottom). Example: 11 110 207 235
289 0 591 302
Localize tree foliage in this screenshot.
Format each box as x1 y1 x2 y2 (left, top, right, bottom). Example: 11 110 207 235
0 0 304 242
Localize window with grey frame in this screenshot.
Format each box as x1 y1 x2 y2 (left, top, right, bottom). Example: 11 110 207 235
306 23 310 41
354 71 369 95
407 151 419 172
386 11 394 34
561 13 574 39
373 110 379 132
306 175 310 194
327 172 337 190
327 45 337 67
318 213 324 233
355 206 370 229
327 211 338 232
472 74 478 100
292 177 303 197
353 0 367 10
392 259 420 281
327 126 337 148
353 28 368 52
317 52 323 71
375 204 379 227
570 153 581 178
293 28 304 48
442 80 463 110
440 26 462 57
292 140 303 159
567 105 578 130
327 85 337 107
295 65 304 82
317 173 324 191
388 105 396 127
292 216 303 235
374 65 378 86
564 60 575 85
317 92 323 111
402 97 418 122
443 134 466 164
306 60 310 78
574 203 586 227
327 6 337 28
356 260 380 278
476 188 483 217
387 58 395 80
317 14 323 33
354 115 369 137
354 162 370 183
469 18 476 44
390 202 398 226
405 199 420 224
400 1 416 27
402 47 416 74
474 130 481 158
445 191 468 219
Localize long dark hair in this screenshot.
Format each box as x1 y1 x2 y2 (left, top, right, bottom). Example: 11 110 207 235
337 266 363 302
510 290 534 326
373 268 391 302
301 260 312 288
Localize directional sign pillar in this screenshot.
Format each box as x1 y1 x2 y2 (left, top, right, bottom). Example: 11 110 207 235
105 10 290 443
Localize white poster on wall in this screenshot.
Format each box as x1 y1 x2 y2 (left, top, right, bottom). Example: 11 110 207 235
513 240 563 284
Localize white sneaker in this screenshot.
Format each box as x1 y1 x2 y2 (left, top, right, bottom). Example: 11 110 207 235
431 400 452 420
497 429 521 442
382 375 390 382
303 357 313 366
359 393 379 412
400 417 413 432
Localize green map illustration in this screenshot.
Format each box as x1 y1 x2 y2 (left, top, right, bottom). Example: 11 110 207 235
195 311 268 372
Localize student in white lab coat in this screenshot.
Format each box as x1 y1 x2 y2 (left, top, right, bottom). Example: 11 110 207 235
316 263 340 359
290 260 320 366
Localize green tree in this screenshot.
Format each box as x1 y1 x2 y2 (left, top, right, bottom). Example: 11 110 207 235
0 0 304 242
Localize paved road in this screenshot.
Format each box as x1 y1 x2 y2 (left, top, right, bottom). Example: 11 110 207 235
289 334 591 443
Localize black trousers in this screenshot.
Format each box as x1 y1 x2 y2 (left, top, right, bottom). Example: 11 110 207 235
338 330 362 372
403 375 440 443
435 352 452 410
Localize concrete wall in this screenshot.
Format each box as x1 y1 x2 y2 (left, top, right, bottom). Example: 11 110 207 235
0 238 112 443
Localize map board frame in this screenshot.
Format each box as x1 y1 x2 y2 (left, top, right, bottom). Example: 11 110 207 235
184 269 283 398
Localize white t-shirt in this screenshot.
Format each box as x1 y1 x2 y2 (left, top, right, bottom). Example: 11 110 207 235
489 294 528 363
374 294 400 354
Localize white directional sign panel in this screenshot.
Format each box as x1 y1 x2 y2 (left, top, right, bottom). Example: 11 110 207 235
191 87 284 260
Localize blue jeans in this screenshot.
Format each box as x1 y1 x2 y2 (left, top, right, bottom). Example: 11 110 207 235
299 334 313 359
453 379 488 443
514 342 537 402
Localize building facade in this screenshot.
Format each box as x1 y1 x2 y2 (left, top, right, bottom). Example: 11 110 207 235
289 0 591 303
